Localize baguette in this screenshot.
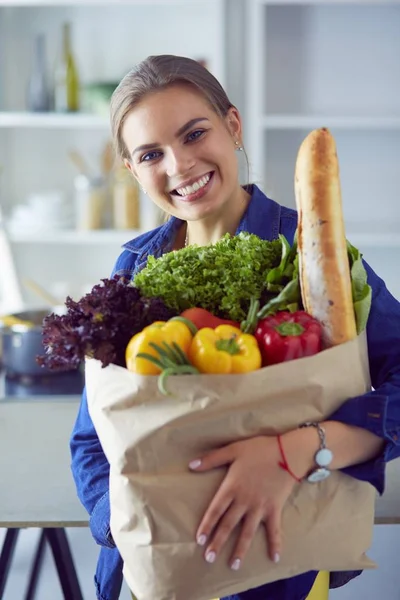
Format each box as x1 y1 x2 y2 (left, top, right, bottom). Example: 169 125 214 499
294 127 357 347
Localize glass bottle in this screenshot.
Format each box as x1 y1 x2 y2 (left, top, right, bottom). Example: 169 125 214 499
27 34 50 112
54 22 79 112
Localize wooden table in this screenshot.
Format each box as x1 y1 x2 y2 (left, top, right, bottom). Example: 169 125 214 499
0 398 87 600
1 398 400 599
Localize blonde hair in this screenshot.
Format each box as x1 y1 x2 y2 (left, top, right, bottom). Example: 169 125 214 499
110 54 238 161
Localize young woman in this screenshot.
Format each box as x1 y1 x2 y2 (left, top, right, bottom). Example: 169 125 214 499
70 55 400 600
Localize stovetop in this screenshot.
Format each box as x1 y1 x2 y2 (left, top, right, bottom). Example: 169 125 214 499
0 368 84 398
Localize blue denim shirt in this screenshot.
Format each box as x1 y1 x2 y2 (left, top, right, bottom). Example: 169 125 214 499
70 185 400 600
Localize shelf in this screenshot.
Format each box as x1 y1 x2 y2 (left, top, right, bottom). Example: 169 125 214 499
8 229 142 245
8 228 400 249
259 0 400 4
0 0 201 5
0 112 110 129
262 115 400 130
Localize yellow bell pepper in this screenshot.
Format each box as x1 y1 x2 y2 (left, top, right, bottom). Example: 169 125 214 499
189 324 262 374
125 319 194 374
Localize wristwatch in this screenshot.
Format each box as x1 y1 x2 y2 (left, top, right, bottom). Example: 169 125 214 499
300 422 333 483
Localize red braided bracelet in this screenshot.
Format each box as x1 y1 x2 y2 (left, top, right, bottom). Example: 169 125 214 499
277 434 302 483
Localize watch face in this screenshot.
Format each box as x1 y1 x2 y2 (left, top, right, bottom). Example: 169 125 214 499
316 448 333 468
307 468 331 483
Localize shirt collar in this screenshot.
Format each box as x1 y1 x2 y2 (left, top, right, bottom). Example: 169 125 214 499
236 184 281 240
122 218 179 254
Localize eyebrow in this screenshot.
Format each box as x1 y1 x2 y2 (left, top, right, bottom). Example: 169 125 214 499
131 117 210 157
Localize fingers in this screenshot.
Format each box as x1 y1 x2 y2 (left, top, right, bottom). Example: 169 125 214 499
229 509 263 570
200 506 282 570
196 492 233 548
190 437 287 569
189 444 236 472
264 507 282 564
202 501 247 565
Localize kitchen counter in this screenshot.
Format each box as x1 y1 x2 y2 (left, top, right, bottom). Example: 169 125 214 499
1 397 400 528
0 398 86 527
0 368 84 400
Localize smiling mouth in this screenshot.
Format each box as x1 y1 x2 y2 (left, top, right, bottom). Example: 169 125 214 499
170 172 214 197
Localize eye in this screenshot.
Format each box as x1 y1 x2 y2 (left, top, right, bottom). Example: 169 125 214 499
140 150 162 163
186 129 206 143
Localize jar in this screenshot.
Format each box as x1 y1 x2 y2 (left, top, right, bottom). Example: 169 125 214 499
112 167 140 230
74 174 106 230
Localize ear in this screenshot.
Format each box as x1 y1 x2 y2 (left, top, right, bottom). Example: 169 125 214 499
124 158 139 183
225 106 243 146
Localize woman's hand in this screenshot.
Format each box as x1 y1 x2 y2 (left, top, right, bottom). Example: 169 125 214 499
188 436 298 571
188 421 385 571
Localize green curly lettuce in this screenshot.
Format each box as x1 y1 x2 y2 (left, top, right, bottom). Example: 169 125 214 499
132 232 282 322
133 230 372 333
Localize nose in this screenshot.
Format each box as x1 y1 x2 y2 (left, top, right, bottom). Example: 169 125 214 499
165 147 196 179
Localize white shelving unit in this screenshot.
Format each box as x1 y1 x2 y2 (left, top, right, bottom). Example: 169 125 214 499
8 226 400 249
0 112 109 128
4 0 399 303
7 228 142 244
245 0 400 256
0 0 227 207
257 0 399 4
0 0 234 307
1 0 206 5
262 115 400 131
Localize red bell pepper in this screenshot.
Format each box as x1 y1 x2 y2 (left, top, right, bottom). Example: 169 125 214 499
254 310 322 366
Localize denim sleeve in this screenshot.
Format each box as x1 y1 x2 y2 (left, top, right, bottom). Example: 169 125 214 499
330 260 400 494
69 251 139 548
70 387 115 548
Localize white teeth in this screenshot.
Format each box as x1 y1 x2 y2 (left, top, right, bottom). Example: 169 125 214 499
176 173 211 196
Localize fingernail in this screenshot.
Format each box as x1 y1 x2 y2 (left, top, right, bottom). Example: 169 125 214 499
197 534 207 546
205 550 216 563
189 459 202 470
231 558 241 571
274 553 280 563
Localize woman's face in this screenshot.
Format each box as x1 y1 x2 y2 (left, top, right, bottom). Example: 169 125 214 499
122 84 243 222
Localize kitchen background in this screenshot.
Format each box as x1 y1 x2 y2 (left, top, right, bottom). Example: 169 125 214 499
1 0 399 314
1 0 400 598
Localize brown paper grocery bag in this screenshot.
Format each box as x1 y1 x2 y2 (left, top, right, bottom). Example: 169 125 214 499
86 334 376 600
